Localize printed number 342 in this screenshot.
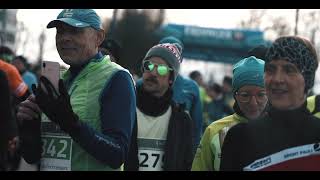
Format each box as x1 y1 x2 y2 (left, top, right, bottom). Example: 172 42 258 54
42 138 68 159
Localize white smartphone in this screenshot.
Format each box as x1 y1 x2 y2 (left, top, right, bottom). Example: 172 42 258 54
41 61 60 92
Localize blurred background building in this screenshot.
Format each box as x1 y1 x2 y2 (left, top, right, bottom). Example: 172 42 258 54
0 9 17 51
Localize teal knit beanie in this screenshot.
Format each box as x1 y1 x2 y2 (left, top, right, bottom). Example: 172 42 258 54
232 56 265 93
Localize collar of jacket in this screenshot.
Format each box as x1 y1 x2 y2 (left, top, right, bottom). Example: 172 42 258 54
64 51 104 89
268 101 310 127
136 84 173 117
68 52 104 79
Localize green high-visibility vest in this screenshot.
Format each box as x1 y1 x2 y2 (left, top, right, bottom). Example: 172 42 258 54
41 56 128 171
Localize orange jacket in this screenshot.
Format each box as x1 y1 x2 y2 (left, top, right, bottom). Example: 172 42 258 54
0 60 28 97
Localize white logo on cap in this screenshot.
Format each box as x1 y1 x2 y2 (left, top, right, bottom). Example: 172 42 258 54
75 23 83 26
63 9 74 18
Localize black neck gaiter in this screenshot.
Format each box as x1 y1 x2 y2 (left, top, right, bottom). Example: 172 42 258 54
137 85 172 117
268 102 310 129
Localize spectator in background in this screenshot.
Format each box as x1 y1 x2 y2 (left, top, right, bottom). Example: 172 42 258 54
192 56 267 171
221 36 320 171
222 76 234 110
307 95 320 118
202 83 233 131
125 42 193 171
12 56 38 94
0 46 29 171
0 46 29 101
135 36 203 154
189 70 211 108
31 64 42 82
247 44 268 60
303 37 320 118
0 46 14 63
99 38 121 63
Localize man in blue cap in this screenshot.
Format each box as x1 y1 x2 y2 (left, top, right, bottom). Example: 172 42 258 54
17 9 136 171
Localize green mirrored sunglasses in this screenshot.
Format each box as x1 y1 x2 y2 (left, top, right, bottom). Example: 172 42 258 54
143 60 173 76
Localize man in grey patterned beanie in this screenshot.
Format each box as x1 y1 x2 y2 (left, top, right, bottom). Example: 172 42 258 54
265 36 318 92
143 43 183 85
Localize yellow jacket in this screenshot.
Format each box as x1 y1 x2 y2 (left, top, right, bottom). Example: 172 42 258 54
307 95 320 118
191 113 248 171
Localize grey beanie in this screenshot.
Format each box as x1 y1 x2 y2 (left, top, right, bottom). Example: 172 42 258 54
266 36 318 91
143 43 182 82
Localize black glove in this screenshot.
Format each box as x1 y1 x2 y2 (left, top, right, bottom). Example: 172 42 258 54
32 76 79 134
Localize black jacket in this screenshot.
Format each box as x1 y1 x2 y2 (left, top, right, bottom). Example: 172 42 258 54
220 102 320 171
124 101 194 171
0 70 17 171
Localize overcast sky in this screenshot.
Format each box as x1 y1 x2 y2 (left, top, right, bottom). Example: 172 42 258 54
15 9 299 64
14 9 320 93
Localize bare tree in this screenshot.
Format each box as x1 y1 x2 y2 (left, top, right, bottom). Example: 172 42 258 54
0 9 7 46
13 21 24 54
142 9 165 30
104 9 119 37
299 10 320 59
103 9 165 75
37 29 46 63
14 21 30 55
294 9 300 35
238 9 292 39
265 17 291 37
301 10 320 45
238 9 267 29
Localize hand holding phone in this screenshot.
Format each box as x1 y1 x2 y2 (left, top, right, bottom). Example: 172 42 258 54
41 61 60 92
32 76 79 134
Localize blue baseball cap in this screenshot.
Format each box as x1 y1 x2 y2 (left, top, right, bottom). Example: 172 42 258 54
47 9 102 30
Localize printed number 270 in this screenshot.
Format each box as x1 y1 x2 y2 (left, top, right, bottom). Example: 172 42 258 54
139 152 164 168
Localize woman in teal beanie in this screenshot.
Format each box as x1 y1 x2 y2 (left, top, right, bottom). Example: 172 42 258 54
192 56 267 171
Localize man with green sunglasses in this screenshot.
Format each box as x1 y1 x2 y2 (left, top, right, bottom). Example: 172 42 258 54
135 37 203 156
125 43 194 171
142 60 173 76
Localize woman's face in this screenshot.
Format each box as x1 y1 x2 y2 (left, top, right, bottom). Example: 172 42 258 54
264 59 306 110
235 85 268 120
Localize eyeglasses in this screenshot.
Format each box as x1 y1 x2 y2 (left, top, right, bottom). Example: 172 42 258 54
235 91 267 103
142 60 173 76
